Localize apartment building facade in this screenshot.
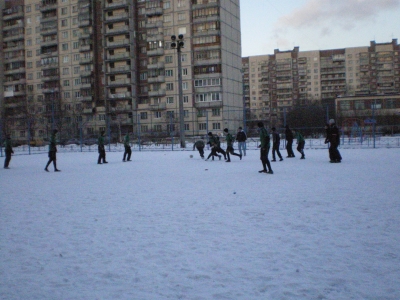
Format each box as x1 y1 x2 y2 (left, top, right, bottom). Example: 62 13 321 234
243 39 400 128
1 0 243 145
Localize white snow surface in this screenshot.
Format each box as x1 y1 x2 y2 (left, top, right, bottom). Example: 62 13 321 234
1 148 400 300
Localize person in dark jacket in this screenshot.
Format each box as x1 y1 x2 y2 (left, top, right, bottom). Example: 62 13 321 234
223 128 242 162
257 122 273 174
193 139 205 158
123 132 132 162
325 119 342 163
285 125 295 157
293 130 305 159
3 134 14 169
271 127 283 162
97 131 108 164
45 129 61 172
205 132 222 161
236 126 247 156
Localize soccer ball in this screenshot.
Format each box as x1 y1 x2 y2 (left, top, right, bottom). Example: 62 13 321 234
190 155 193 158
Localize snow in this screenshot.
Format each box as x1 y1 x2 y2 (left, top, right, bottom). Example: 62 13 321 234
1 148 400 299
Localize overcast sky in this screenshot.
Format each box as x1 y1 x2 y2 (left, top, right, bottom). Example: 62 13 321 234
240 0 400 56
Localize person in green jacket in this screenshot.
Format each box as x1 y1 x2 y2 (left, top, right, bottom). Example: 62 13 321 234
293 130 305 159
123 132 132 162
3 134 14 169
223 128 242 162
45 129 61 172
205 132 222 161
97 131 108 164
257 122 273 174
193 139 205 158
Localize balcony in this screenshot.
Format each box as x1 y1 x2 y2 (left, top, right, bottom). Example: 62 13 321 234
42 87 59 94
79 57 93 64
4 68 25 75
79 44 92 52
80 95 93 102
147 33 164 42
146 7 163 17
3 22 24 30
3 10 24 21
78 19 91 28
104 0 128 9
107 52 130 60
148 75 165 83
40 3 57 12
108 65 131 74
106 39 130 48
194 101 223 109
41 39 58 47
108 92 131 99
146 21 163 29
40 25 58 35
83 108 94 114
42 75 59 82
106 26 129 35
80 70 92 77
81 83 92 89
149 102 167 110
4 32 24 42
107 78 131 86
147 61 165 70
148 89 166 97
147 48 164 57
105 12 129 23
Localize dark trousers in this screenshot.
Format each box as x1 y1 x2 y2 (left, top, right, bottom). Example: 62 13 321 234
196 146 204 158
297 141 305 158
216 146 226 159
329 143 342 162
226 145 240 161
207 147 220 160
272 143 282 160
286 139 295 157
4 151 12 168
123 146 132 161
260 147 272 172
45 151 57 170
98 150 106 163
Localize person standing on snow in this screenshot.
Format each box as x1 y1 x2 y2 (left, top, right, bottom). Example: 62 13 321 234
123 132 132 162
3 134 14 169
285 125 295 158
235 126 247 157
45 129 61 172
271 127 283 162
325 119 342 163
257 122 273 174
223 128 242 162
97 131 108 164
293 129 305 159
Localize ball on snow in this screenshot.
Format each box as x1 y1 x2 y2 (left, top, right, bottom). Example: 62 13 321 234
190 155 193 158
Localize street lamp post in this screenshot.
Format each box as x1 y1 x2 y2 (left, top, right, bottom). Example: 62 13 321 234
171 34 185 148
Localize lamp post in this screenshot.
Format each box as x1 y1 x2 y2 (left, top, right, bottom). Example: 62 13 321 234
171 34 185 148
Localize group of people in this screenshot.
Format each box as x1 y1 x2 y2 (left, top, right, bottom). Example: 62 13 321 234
3 121 341 171
193 127 247 162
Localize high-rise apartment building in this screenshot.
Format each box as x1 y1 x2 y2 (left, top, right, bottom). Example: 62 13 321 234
243 39 400 127
1 0 243 145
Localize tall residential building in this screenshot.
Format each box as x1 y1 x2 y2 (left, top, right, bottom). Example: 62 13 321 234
1 0 243 145
243 39 400 127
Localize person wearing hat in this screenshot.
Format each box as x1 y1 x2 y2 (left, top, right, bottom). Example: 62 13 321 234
97 131 108 164
325 119 342 163
3 133 14 169
257 122 273 174
271 127 283 162
284 125 295 157
122 132 132 162
45 129 61 172
235 126 247 157
223 128 242 162
205 132 222 161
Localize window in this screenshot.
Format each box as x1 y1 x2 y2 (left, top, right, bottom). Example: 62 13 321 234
62 31 68 38
167 97 174 104
183 95 189 103
184 124 189 130
63 80 70 86
63 56 69 63
178 13 186 21
163 1 171 9
62 43 69 51
167 111 175 118
63 67 69 75
140 112 148 119
74 67 80 74
339 101 350 110
164 14 172 22
61 19 68 27
74 78 81 86
212 108 220 116
141 125 148 132
199 123 207 130
64 92 70 98
74 54 80 61
155 111 162 118
61 7 68 15
154 125 162 131
73 42 79 49
27 50 32 57
183 68 188 76
166 83 174 91
26 5 31 12
178 0 186 7
212 123 221 130
165 56 173 63
165 69 173 77
182 82 188 90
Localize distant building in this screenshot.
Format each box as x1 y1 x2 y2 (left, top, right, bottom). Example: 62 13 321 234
243 39 400 127
1 0 243 144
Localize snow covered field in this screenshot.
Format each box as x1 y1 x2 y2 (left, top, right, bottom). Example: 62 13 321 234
1 148 399 300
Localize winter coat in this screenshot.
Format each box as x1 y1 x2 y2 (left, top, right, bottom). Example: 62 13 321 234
123 134 130 148
236 130 247 142
225 133 235 147
272 131 280 144
193 140 205 150
259 127 270 148
4 137 14 154
295 132 305 143
326 124 340 146
285 127 294 141
49 133 57 152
